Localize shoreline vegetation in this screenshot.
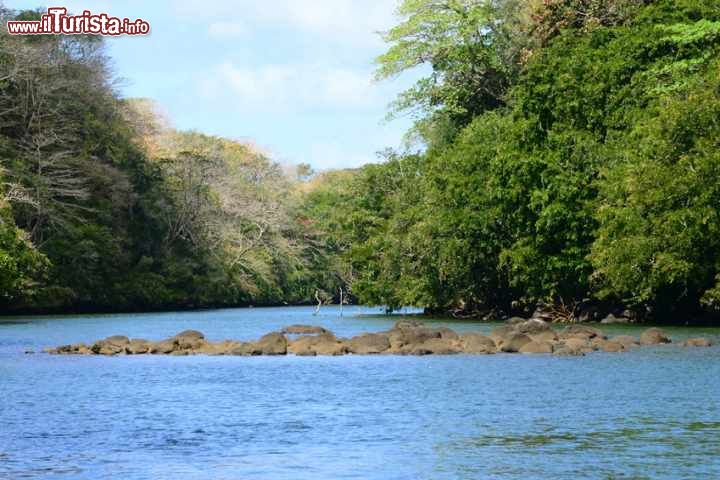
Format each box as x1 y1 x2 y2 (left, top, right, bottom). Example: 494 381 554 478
3 2 720 325
44 317 714 357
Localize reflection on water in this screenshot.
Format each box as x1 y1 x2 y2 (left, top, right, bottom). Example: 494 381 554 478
0 306 719 479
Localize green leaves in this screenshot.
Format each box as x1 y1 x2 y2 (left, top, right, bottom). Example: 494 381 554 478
336 0 720 319
590 67 720 315
376 0 512 137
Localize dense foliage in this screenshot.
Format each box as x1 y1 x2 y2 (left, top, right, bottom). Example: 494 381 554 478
315 0 720 321
0 8 340 312
3 1 720 323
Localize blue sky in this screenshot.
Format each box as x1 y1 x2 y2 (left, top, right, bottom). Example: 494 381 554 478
7 0 420 170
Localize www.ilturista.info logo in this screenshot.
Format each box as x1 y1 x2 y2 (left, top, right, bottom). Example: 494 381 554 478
7 7 150 36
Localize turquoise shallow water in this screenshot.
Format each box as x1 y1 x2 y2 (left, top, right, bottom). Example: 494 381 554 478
1 306 720 479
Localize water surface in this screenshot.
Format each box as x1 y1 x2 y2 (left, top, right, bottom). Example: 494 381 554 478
1 306 719 479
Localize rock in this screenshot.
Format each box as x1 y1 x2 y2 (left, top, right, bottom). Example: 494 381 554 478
681 337 713 347
229 342 261 356
600 314 630 324
640 328 671 345
173 330 204 340
178 337 207 350
104 335 130 347
554 337 592 356
611 335 639 348
590 336 606 350
254 332 288 355
530 330 558 343
46 345 73 355
499 333 533 353
387 323 441 348
308 338 347 356
50 320 694 359
489 326 515 346
515 318 552 335
505 317 527 326
192 341 233 355
89 336 130 354
91 339 125 355
125 339 151 354
459 333 496 354
562 337 591 351
162 330 206 350
347 333 390 355
172 330 204 345
149 340 176 354
599 340 626 352
290 332 348 356
409 337 462 355
519 340 553 354
553 347 586 357
432 327 460 341
214 340 245 355
561 325 605 340
281 325 328 335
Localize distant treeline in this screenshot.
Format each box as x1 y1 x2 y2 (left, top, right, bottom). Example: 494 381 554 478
0 7 344 313
304 0 720 322
3 1 720 322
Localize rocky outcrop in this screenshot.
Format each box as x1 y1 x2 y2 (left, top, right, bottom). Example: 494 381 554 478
519 340 553 354
282 325 328 335
254 332 288 355
46 343 92 355
505 317 527 326
610 335 639 348
409 337 462 355
91 335 129 355
640 328 671 345
173 330 206 350
347 333 390 355
289 332 348 356
126 339 151 354
598 339 626 353
45 321 711 358
681 337 712 347
173 330 204 341
459 333 496 354
489 326 515 346
387 323 441 348
515 318 552 335
150 340 176 354
560 325 605 340
530 330 558 343
499 332 533 353
557 337 593 355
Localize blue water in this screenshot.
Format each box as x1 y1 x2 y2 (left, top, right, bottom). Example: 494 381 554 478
1 306 720 479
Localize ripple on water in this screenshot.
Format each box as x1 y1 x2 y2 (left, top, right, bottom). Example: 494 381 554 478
1 306 719 479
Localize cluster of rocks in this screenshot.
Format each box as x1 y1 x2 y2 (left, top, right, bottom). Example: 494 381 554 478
44 318 714 357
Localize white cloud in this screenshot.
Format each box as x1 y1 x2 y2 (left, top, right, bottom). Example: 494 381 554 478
199 61 381 113
208 21 246 38
175 0 398 47
307 142 378 170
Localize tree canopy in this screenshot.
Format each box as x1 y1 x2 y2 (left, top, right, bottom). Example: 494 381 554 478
2 1 720 323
